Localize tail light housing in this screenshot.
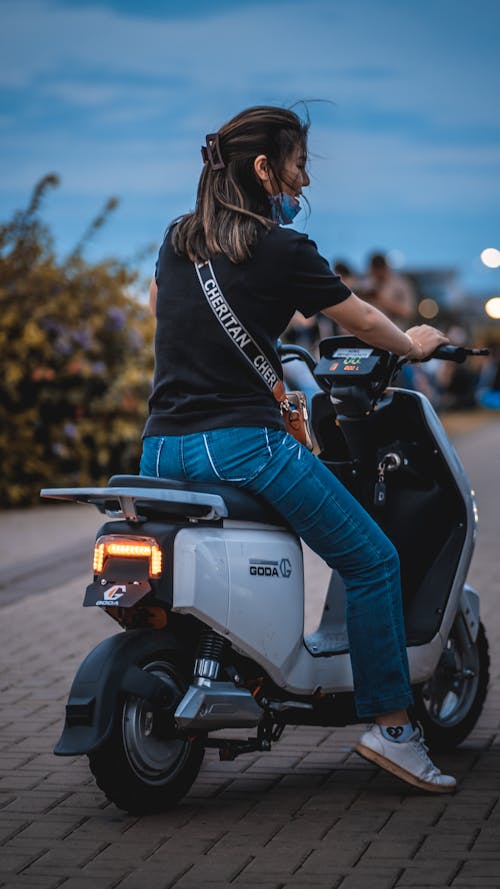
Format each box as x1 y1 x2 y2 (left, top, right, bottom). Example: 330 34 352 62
93 535 163 578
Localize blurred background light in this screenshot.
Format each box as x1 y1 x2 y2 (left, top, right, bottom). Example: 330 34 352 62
480 248 500 268
418 297 439 319
484 297 500 319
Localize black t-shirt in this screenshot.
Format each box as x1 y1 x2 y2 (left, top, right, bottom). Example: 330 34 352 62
143 225 351 437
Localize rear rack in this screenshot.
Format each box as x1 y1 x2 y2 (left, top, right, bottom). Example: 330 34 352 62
40 486 229 523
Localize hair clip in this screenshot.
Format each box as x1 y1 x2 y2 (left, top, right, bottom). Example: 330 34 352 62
200 133 225 170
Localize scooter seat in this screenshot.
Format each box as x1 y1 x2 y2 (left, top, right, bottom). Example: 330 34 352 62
108 475 287 527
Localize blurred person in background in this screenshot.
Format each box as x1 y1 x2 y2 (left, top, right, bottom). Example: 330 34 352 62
331 260 360 336
333 259 358 292
355 252 438 402
361 252 417 326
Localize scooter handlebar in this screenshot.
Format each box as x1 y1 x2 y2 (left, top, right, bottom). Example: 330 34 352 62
277 342 318 375
426 345 490 364
277 340 489 390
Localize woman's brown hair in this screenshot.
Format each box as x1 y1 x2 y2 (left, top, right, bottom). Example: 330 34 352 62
172 105 309 264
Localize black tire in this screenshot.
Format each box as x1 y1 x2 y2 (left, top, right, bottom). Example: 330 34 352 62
88 652 204 813
413 618 489 752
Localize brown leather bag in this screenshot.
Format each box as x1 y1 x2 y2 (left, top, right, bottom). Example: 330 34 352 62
273 381 313 450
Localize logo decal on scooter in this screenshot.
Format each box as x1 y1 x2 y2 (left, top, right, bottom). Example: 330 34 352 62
95 584 126 605
249 559 292 578
279 558 292 578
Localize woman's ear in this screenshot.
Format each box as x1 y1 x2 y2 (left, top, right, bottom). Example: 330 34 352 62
254 154 271 190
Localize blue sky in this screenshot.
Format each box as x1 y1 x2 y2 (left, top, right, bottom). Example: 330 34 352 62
1 0 500 298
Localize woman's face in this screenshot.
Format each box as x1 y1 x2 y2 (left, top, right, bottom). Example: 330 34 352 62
278 143 310 197
253 141 310 197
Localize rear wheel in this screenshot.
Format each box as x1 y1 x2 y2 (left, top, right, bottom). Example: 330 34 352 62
89 655 204 813
413 618 489 751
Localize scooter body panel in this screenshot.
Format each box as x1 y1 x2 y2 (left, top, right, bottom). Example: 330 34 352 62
172 523 356 693
173 525 305 675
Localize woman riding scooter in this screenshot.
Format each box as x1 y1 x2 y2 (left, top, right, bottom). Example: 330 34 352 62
140 105 453 793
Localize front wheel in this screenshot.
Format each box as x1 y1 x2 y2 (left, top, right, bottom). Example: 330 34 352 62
89 654 204 813
413 618 489 752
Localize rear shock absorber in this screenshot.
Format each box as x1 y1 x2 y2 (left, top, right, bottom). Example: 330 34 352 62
194 629 227 685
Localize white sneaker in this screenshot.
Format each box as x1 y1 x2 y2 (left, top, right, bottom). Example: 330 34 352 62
355 724 456 793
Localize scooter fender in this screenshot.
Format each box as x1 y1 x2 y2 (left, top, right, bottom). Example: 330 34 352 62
54 628 184 756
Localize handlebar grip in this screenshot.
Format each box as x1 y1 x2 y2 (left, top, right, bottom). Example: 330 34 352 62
429 345 490 363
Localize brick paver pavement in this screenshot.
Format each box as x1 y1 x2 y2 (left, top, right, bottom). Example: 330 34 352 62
1 418 499 889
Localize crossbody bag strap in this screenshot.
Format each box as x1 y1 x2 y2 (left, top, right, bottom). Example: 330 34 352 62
194 260 286 403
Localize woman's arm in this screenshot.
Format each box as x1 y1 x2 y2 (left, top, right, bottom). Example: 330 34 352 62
322 293 448 359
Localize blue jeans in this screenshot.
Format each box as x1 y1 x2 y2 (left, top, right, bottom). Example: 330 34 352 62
140 427 413 719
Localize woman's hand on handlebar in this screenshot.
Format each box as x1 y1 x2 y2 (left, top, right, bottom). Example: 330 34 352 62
404 325 449 361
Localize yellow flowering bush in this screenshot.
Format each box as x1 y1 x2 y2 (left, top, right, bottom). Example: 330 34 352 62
0 175 155 506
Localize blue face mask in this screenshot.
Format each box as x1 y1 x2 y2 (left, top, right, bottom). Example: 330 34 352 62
268 192 301 225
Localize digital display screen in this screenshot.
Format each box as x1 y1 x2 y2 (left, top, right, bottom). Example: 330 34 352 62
333 348 373 358
315 346 379 379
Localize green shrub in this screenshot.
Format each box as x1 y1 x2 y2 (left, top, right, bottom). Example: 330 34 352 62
0 175 155 507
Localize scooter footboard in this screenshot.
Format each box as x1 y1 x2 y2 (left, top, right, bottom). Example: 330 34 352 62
54 629 184 756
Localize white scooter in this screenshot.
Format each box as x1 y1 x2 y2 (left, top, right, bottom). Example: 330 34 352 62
42 337 490 813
